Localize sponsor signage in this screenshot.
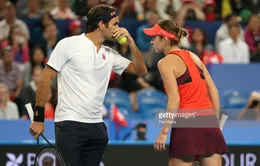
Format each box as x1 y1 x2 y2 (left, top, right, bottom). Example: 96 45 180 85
0 145 259 166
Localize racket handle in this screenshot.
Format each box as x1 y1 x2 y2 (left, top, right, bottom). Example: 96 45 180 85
219 114 228 131
25 103 52 145
25 103 34 122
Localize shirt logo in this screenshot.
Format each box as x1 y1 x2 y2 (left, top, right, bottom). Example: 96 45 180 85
102 54 106 60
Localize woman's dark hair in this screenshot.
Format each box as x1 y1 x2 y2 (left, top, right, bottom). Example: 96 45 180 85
157 20 188 45
40 12 55 30
30 46 46 69
192 28 209 45
85 4 116 33
43 22 57 32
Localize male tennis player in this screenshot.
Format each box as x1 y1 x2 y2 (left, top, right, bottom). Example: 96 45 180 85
29 4 147 166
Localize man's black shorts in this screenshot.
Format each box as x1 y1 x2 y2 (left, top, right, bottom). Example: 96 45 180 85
55 121 109 166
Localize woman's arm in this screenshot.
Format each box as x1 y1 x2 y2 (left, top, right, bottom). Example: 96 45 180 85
157 56 180 134
202 64 220 119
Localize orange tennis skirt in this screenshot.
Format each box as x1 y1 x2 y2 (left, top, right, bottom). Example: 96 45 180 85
168 115 229 158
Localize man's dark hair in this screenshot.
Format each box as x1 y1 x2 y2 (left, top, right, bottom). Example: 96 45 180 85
224 13 237 22
85 4 116 33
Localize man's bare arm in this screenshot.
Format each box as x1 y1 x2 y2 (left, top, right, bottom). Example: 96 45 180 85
35 65 57 107
125 36 147 76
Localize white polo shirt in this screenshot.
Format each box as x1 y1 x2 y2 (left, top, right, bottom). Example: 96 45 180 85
47 33 131 123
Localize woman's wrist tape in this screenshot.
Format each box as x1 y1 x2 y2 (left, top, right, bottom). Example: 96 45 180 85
33 106 45 122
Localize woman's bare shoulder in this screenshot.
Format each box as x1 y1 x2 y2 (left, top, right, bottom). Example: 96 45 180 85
158 53 182 66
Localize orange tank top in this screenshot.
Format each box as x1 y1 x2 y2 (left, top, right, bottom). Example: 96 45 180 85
164 50 215 116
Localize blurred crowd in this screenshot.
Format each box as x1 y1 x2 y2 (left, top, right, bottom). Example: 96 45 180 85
0 0 260 121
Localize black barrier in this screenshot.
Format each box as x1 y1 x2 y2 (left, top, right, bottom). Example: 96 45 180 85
0 145 259 166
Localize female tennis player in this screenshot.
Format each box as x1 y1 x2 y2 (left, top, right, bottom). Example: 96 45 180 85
143 20 228 166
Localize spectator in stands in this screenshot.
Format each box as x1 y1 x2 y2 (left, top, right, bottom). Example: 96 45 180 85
69 20 82 36
0 45 23 116
219 23 249 63
29 12 55 49
244 14 260 56
0 0 7 20
215 13 244 51
114 42 140 110
142 0 157 14
156 0 180 20
138 50 165 92
140 64 164 92
40 22 59 59
189 28 213 58
22 66 54 119
136 10 160 52
134 0 145 21
21 0 42 19
50 0 77 19
41 12 56 28
178 0 206 21
23 46 46 86
23 66 43 111
135 123 147 141
113 42 157 110
237 91 260 120
203 0 219 21
113 0 139 20
2 24 29 64
156 0 206 20
0 1 30 42
38 22 59 107
133 0 156 21
116 0 155 21
41 0 58 13
0 83 19 120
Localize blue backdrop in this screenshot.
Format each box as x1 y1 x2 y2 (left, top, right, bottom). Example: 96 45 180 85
22 19 223 45
0 119 260 146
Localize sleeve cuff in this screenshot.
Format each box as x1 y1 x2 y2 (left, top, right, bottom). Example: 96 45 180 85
116 60 131 75
46 62 59 72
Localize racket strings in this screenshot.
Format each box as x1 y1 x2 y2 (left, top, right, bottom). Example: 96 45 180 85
36 147 67 166
192 161 200 166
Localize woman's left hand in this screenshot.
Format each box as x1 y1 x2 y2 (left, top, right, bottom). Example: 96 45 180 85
154 132 168 151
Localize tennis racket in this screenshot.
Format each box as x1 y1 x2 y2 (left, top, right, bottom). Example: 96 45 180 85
192 114 229 166
25 103 70 166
